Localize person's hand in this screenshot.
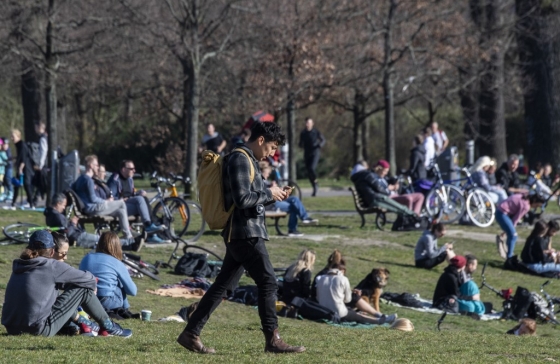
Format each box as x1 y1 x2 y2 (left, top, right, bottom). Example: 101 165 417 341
353 289 362 296
33 165 40 171
71 216 79 225
449 298 455 304
269 186 288 201
108 196 114 201
445 243 453 250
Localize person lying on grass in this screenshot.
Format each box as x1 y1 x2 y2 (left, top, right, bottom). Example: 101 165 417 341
79 231 140 320
1 230 132 337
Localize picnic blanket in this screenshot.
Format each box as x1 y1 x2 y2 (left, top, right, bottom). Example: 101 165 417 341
381 293 501 321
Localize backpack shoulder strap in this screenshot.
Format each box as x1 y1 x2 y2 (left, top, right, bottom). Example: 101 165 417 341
232 148 255 183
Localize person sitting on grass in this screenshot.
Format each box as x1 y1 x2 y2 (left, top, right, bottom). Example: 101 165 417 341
457 255 485 317
79 231 139 320
44 193 145 251
506 318 537 336
542 220 560 262
315 263 394 325
432 256 467 313
260 161 318 237
1 230 132 337
521 220 560 274
414 223 455 269
282 249 316 305
310 250 396 321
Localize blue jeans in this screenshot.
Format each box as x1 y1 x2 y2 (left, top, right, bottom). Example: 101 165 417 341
125 196 151 224
99 286 130 310
495 210 517 258
275 196 309 231
526 263 560 274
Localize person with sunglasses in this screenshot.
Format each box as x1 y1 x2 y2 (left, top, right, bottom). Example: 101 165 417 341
107 160 165 243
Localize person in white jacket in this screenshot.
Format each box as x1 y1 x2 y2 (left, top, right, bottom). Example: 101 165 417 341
315 264 393 325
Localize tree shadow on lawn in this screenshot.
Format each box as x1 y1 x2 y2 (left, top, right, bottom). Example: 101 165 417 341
376 260 417 269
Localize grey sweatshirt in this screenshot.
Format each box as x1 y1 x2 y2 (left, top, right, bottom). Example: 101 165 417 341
414 230 447 261
1 256 96 335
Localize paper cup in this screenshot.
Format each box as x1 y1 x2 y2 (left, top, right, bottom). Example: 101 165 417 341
141 310 152 321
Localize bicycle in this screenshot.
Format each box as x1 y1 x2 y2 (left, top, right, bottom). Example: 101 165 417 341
2 223 65 245
444 167 496 228
269 162 302 200
122 252 160 281
149 172 206 242
533 280 560 325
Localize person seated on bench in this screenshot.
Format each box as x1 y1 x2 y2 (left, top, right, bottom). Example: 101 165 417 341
367 159 424 215
414 222 455 269
350 160 417 217
315 263 393 325
93 164 112 200
259 161 318 237
79 232 139 320
470 156 508 204
521 220 560 274
72 155 135 242
44 193 145 251
282 249 316 305
1 230 132 337
107 159 165 244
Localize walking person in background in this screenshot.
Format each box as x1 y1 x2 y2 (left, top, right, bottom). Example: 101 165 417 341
429 122 449 155
0 138 8 201
299 117 325 197
32 122 48 205
3 138 13 202
496 154 528 196
423 127 435 168
10 129 34 209
200 123 227 156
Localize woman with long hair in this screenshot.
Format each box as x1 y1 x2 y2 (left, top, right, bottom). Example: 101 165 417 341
79 231 137 316
1 230 131 337
521 220 560 274
282 249 316 305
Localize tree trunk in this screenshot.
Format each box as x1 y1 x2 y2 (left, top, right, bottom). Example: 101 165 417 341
21 60 41 142
74 93 86 152
44 0 56 205
57 99 67 153
184 59 199 196
352 90 366 164
516 0 560 167
362 117 369 163
286 95 297 180
383 0 397 175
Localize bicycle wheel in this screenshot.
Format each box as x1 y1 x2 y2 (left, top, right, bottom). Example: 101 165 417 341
3 223 42 244
152 197 190 238
122 257 160 281
183 200 206 242
183 243 224 261
426 185 465 224
466 189 495 228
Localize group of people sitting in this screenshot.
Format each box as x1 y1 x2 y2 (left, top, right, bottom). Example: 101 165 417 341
280 249 413 330
44 155 168 252
1 230 136 337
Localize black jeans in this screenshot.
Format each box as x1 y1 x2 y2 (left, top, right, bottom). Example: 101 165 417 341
185 237 278 336
415 251 447 269
304 151 321 185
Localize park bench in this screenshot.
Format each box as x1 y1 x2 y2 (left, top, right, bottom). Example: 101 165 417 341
348 187 387 228
64 189 140 233
265 210 288 236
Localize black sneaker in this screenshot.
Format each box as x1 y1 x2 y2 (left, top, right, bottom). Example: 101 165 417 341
288 230 304 237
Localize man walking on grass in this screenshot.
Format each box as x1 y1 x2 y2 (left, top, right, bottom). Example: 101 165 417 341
177 121 305 354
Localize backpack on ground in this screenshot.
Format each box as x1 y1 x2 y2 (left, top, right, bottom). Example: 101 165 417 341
174 252 220 278
197 148 254 230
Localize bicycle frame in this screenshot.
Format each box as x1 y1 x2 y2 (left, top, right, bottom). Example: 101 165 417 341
150 173 189 226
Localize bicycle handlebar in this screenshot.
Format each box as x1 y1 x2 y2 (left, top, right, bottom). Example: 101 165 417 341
151 172 191 187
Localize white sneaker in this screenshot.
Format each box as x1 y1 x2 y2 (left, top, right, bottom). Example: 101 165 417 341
302 218 319 225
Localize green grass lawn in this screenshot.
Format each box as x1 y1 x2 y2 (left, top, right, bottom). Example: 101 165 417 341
1 201 560 363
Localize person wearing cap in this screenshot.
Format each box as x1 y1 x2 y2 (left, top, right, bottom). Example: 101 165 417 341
351 160 419 217
1 230 132 337
432 255 467 312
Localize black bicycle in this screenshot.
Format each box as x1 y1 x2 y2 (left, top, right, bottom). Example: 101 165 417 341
122 253 160 281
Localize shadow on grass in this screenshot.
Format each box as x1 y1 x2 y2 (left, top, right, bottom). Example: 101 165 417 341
376 260 417 269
